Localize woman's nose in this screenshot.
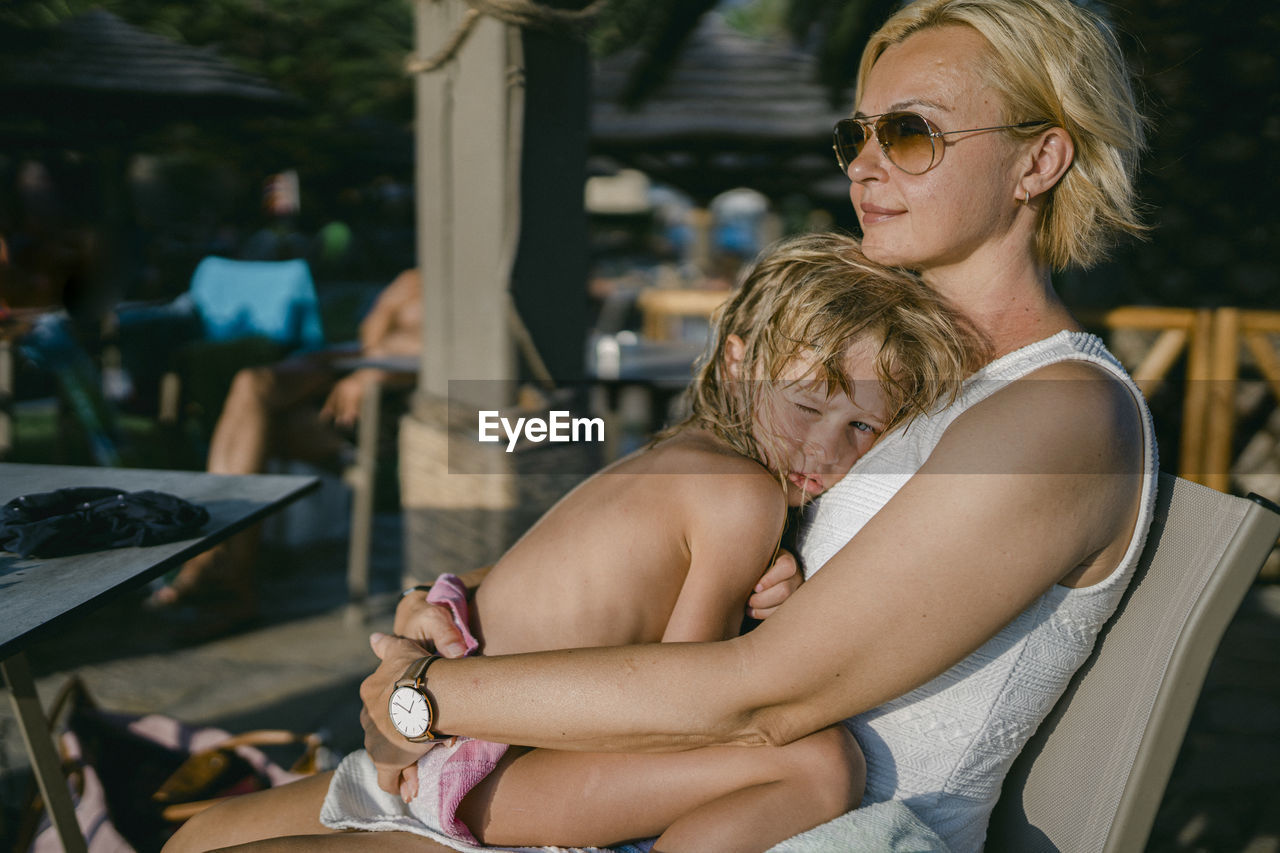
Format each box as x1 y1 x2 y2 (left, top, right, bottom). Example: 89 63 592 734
846 138 888 183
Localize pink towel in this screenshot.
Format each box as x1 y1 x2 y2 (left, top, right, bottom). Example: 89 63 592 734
425 573 482 655
419 574 509 843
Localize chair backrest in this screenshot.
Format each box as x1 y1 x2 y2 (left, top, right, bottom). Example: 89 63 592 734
987 472 1280 852
187 257 325 351
636 287 729 342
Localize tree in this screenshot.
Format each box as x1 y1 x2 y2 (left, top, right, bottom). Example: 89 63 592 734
1104 0 1280 309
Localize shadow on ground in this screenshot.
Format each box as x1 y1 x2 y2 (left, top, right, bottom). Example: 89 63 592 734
22 515 403 678
1145 584 1280 852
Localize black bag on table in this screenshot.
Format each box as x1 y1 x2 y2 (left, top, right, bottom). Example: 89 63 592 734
0 487 210 558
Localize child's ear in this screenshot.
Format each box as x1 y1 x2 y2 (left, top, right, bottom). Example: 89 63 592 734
724 334 746 379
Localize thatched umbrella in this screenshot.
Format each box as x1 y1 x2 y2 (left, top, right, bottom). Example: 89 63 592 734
591 13 852 204
0 8 298 130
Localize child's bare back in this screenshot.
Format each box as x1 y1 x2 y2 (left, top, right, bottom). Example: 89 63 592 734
473 428 787 656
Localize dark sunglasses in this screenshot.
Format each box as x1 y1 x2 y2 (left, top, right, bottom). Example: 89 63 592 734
833 111 1050 175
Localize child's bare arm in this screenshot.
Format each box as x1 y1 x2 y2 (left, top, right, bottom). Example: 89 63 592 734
661 474 787 643
395 565 493 656
748 550 803 619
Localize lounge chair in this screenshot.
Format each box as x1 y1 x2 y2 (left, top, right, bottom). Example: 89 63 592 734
986 472 1280 852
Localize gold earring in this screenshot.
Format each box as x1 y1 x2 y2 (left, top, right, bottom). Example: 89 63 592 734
1023 188 1031 205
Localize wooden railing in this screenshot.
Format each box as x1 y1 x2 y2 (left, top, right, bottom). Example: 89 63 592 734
1084 307 1280 493
638 292 1280 495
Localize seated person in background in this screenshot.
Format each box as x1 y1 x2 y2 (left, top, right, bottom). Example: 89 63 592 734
147 269 422 614
166 233 987 853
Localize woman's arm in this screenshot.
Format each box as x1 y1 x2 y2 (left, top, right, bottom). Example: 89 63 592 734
364 365 1143 778
393 517 799 655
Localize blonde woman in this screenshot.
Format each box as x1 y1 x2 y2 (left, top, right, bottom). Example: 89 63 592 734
347 1 1158 851
166 233 984 852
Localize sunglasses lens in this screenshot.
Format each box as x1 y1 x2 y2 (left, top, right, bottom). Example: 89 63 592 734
833 119 869 172
878 113 936 174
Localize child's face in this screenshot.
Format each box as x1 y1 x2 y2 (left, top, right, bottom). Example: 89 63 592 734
730 336 889 506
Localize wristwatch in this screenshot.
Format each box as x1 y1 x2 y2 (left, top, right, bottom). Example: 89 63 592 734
388 654 448 742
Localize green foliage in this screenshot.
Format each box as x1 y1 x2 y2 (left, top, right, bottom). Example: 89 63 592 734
1100 0 1280 308
590 0 722 105
780 0 900 102
723 0 790 38
0 0 78 28
102 0 414 126
588 0 655 56
2 0 414 184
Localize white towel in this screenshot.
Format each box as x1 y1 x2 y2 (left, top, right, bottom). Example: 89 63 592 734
320 748 616 853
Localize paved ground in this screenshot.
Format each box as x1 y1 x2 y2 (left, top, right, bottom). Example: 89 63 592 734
2 507 1278 852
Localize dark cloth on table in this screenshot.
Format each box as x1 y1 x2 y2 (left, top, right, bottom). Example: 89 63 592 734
0 487 210 558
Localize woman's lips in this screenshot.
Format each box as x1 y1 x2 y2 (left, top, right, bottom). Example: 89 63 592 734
788 472 825 495
860 203 903 225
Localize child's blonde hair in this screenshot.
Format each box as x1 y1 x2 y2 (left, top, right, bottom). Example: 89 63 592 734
669 232 987 476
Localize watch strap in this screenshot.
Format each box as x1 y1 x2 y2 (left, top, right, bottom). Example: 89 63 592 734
395 655 448 741
401 653 441 687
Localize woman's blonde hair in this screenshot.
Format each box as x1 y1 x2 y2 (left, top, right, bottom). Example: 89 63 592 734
856 0 1147 270
665 232 988 478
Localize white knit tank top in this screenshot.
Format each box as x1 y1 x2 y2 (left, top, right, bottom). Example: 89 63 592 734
797 331 1159 853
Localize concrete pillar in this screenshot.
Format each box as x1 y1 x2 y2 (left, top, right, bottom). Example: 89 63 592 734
413 0 517 404
400 2 596 586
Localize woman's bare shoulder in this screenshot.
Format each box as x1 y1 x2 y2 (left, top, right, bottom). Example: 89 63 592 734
945 358 1143 469
919 356 1145 574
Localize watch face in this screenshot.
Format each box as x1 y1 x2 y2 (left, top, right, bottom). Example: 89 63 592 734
389 686 431 738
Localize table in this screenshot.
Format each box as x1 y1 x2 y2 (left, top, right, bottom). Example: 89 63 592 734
0 463 318 852
587 333 705 457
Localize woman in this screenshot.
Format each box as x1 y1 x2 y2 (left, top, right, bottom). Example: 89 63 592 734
170 0 1156 850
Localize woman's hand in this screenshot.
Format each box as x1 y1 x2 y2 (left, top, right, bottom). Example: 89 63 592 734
359 632 436 794
394 588 470 658
747 549 802 619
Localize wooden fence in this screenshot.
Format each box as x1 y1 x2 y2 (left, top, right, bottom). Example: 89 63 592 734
638 291 1280 496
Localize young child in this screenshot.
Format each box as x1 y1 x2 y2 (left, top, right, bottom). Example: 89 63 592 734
167 233 985 853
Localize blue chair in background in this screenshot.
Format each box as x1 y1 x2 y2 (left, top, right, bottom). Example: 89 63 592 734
8 259 328 468
185 256 325 352
146 257 326 426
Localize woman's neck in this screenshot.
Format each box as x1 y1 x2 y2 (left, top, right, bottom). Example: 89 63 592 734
921 250 1081 358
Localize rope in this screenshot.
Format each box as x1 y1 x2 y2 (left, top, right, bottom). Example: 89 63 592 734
406 0 608 74
405 7 482 74
466 0 608 35
508 295 557 392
